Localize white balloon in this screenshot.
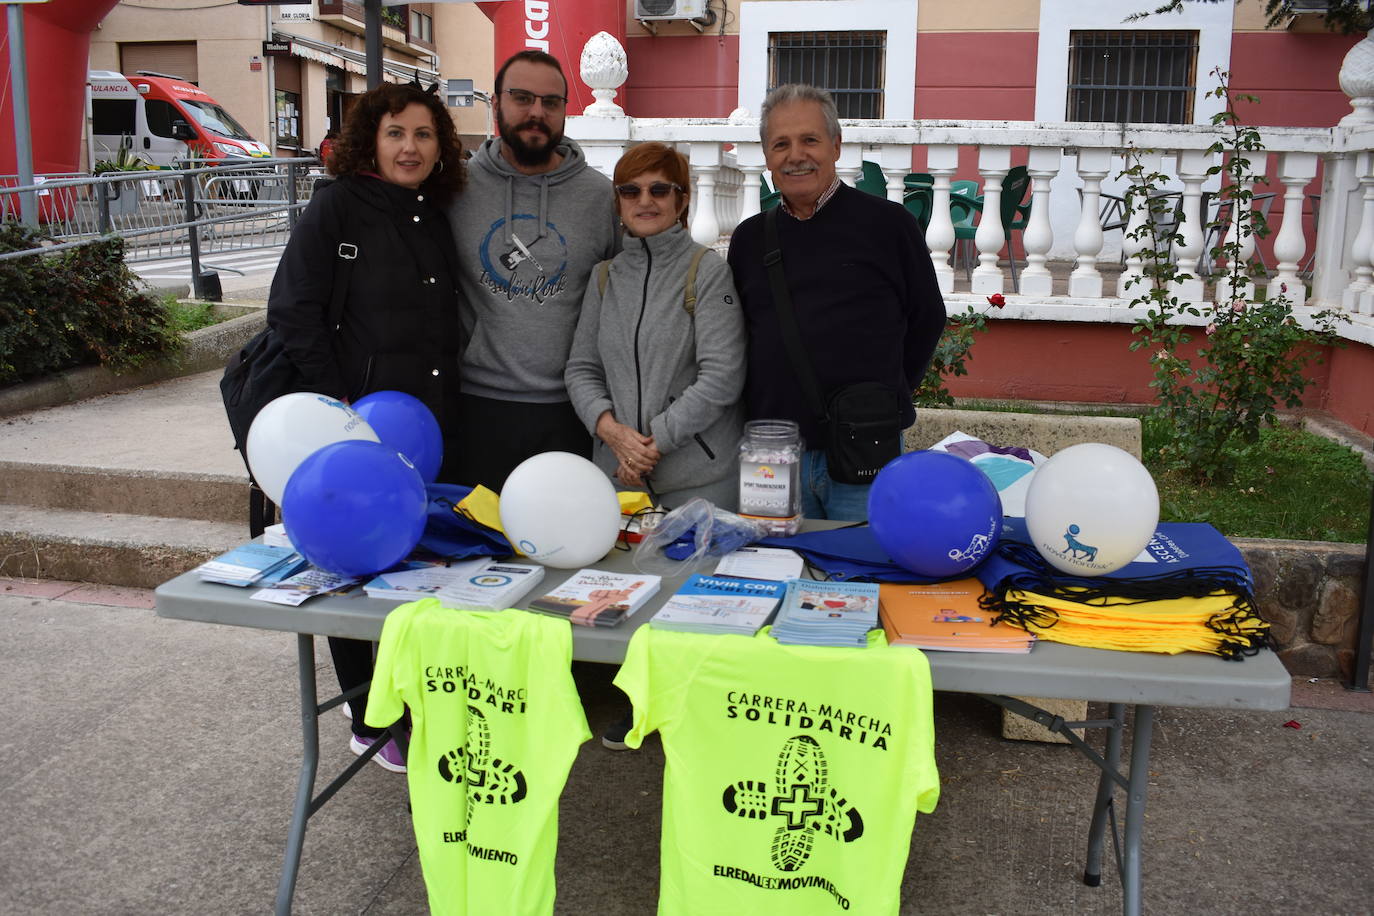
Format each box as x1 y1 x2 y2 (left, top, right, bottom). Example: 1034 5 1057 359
246 393 379 505
1024 442 1160 577
500 452 622 569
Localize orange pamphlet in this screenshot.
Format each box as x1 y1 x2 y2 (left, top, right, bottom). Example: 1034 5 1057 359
878 578 1035 654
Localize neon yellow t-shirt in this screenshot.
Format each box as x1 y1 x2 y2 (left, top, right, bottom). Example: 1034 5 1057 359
615 627 939 915
365 599 591 916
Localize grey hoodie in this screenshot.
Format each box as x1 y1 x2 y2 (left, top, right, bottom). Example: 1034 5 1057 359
565 225 746 493
448 136 619 403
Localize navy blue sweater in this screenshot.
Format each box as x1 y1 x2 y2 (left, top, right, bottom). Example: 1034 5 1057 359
727 183 946 448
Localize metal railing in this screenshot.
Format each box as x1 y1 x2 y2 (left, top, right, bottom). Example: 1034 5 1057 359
0 159 321 298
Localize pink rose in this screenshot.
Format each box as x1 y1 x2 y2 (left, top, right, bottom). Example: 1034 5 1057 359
1205 323 1217 336
1231 300 1246 314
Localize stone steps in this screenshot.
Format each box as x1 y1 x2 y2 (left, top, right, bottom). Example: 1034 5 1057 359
0 459 252 589
0 368 255 589
0 460 247 523
0 503 245 589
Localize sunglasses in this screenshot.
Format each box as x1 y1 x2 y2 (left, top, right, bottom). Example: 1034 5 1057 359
502 88 567 111
615 181 682 200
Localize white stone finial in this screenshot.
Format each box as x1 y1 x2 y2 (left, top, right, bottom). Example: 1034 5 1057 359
1339 29 1374 125
580 31 628 117
728 107 752 124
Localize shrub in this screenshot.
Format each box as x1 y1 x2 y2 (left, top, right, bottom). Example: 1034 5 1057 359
914 294 1005 408
1120 70 1347 484
0 222 181 384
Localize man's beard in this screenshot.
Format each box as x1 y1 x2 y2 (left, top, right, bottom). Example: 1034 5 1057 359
497 111 563 168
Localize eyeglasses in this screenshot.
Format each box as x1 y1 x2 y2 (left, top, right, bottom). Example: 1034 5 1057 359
502 88 567 111
615 181 682 200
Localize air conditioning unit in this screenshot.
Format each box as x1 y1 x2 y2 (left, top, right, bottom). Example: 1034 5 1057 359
636 0 708 22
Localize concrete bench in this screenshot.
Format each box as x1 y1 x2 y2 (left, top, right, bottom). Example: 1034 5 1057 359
905 407 1144 743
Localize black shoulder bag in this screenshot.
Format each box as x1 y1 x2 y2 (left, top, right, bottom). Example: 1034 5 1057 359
762 206 905 485
219 243 357 461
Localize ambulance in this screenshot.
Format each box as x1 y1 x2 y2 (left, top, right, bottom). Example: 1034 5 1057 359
87 70 271 168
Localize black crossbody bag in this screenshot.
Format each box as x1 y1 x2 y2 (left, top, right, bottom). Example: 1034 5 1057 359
762 205 904 485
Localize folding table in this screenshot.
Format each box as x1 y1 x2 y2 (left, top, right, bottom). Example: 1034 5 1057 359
155 537 1290 916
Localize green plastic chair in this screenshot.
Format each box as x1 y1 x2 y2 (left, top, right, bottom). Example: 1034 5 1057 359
759 174 781 211
857 160 888 197
902 185 933 232
949 187 981 279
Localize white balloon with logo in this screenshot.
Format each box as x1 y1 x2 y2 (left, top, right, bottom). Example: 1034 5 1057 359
246 392 380 505
1023 442 1160 577
500 451 621 569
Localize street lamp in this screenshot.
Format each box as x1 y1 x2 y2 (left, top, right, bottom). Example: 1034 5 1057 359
4 0 48 228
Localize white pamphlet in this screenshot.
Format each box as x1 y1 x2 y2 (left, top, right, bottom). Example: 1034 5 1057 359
712 546 805 581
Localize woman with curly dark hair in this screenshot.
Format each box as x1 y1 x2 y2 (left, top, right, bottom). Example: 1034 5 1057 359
267 81 466 774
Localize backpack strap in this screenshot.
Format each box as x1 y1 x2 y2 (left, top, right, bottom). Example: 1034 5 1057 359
682 245 709 317
329 241 358 330
596 248 705 314
595 258 613 298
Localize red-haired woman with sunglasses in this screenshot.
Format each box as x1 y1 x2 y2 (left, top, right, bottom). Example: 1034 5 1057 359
565 142 745 512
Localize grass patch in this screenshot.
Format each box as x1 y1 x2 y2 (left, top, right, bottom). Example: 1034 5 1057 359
1143 418 1371 543
162 296 224 334
947 400 1371 543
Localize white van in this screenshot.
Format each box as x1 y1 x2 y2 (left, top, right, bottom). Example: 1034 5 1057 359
88 70 270 168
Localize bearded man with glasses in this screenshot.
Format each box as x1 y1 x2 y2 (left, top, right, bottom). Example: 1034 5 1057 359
447 50 620 492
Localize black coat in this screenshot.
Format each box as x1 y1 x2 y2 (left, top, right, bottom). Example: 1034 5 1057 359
268 175 463 428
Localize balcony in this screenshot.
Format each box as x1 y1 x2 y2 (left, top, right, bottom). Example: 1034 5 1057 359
316 1 432 55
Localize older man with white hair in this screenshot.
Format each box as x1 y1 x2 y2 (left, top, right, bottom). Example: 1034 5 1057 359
727 84 946 521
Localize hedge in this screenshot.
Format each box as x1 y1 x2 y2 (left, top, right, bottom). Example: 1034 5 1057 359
0 222 181 385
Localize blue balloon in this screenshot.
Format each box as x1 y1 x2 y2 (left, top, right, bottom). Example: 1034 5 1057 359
282 439 428 577
867 450 1003 579
352 390 443 484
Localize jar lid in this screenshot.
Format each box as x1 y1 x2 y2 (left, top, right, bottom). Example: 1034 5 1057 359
743 418 800 440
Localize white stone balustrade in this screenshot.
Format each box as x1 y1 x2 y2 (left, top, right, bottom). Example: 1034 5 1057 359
1172 149 1211 305
1069 147 1111 299
1269 152 1319 307
1216 175 1258 305
970 146 1010 295
1354 154 1374 317
877 143 910 203
1018 146 1060 298
1116 149 1161 300
564 97 1374 346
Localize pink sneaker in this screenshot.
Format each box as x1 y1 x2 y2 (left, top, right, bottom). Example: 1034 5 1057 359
349 734 407 773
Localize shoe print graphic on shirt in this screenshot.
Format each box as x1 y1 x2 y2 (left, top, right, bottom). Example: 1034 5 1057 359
436 705 528 825
721 734 864 872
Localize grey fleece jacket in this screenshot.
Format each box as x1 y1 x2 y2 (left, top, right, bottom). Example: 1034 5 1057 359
565 225 746 493
447 136 620 403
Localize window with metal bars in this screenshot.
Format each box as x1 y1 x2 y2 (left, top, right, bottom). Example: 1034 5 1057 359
1067 31 1198 124
768 31 885 119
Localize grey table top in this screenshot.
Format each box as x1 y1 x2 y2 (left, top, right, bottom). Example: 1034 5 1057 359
156 537 1292 713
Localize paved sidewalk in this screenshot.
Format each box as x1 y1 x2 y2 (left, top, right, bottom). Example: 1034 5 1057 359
4 582 1373 915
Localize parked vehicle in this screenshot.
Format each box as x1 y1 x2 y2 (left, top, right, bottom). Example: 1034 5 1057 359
87 70 270 169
